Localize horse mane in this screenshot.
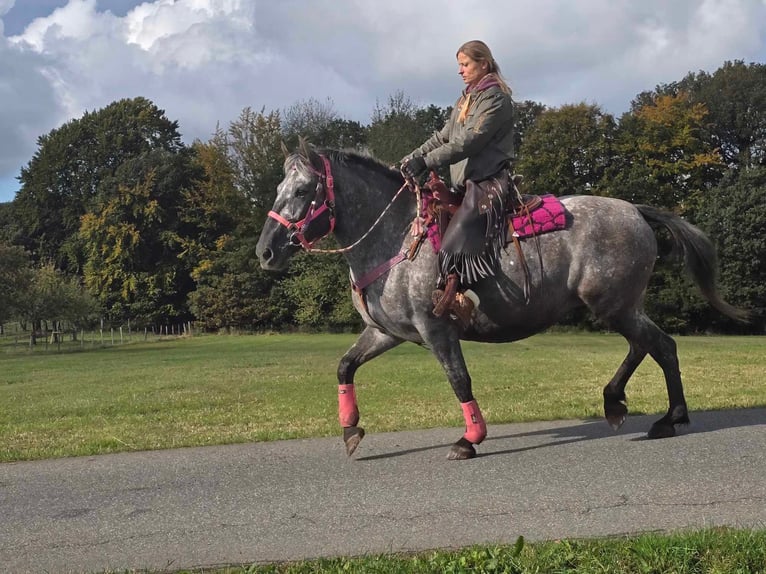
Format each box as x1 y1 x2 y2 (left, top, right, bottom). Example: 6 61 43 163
326 148 405 186
287 145 404 189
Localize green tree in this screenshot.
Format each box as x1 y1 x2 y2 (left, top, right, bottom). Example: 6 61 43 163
693 166 766 332
282 97 367 149
367 92 449 165
225 107 285 215
188 108 290 330
516 103 616 195
14 263 97 345
0 242 33 325
276 252 361 331
655 61 766 169
14 97 185 272
80 149 200 324
512 99 546 164
608 92 723 212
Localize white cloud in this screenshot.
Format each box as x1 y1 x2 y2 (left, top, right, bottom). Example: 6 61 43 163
1 0 765 202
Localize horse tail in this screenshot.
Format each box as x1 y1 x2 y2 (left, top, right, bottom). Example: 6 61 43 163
636 204 750 323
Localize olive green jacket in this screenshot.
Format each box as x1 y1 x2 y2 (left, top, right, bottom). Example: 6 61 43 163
413 84 514 189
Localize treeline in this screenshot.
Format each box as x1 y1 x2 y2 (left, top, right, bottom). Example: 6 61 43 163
0 61 764 336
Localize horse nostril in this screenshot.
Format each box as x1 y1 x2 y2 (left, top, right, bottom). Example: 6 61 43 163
261 248 273 262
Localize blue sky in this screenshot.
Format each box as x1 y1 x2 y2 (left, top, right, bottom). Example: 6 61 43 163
2 0 766 204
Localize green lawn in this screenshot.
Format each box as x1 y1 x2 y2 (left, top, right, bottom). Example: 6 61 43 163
1 332 763 463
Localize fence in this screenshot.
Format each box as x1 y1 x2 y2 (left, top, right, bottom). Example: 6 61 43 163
0 321 196 353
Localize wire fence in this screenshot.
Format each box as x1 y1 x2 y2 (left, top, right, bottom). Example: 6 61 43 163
0 320 196 354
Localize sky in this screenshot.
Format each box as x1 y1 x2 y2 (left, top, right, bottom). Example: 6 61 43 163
1 0 765 203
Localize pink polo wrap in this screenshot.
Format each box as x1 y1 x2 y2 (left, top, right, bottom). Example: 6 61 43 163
338 384 360 427
461 399 487 444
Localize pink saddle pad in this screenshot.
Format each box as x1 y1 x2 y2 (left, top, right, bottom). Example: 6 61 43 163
510 194 566 239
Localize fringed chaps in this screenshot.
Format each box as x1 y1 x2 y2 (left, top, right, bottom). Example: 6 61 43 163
438 172 509 286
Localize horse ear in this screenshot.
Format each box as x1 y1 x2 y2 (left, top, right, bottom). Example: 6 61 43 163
281 140 290 159
298 136 313 160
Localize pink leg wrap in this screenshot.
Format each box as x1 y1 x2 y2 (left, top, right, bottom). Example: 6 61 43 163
338 384 360 427
461 400 487 444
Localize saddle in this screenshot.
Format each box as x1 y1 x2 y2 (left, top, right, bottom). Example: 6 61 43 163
420 172 566 320
422 172 552 250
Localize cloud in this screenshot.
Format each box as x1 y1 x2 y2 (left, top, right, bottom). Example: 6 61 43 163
1 0 765 202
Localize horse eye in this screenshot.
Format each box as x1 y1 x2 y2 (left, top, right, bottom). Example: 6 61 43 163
295 186 309 198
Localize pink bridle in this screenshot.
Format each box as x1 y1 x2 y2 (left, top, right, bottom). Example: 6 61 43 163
267 154 336 250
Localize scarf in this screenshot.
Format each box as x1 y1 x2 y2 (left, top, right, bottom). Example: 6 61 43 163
458 73 501 124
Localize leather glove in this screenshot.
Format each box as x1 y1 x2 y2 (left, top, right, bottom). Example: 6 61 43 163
401 155 427 179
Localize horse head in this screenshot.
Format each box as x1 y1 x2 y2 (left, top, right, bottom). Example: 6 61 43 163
256 138 336 270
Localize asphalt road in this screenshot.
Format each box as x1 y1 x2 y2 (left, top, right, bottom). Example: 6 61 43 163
2 407 765 573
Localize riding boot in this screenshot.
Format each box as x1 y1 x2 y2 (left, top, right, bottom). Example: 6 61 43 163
432 172 509 328
432 274 480 330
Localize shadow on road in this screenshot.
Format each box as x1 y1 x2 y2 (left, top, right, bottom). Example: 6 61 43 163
355 407 766 461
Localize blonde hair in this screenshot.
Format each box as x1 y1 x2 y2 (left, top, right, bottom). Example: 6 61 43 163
456 40 512 95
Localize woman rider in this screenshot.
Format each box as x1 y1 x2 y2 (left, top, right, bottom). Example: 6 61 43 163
401 40 515 328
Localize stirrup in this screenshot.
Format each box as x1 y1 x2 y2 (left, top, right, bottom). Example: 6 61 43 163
432 273 459 317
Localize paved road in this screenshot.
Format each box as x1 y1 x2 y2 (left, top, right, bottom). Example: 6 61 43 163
2 407 765 573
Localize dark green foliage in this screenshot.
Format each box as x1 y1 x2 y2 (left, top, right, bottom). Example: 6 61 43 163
516 103 616 196
367 92 450 165
0 242 33 324
693 166 766 332
14 97 184 271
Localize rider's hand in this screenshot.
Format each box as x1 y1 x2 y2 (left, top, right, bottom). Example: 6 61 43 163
401 155 427 179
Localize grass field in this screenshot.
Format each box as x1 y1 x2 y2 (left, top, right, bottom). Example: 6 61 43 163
206 528 766 573
1 332 764 463
3 333 766 573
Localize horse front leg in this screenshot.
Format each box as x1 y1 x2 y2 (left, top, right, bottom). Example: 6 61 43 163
337 326 403 456
429 333 487 460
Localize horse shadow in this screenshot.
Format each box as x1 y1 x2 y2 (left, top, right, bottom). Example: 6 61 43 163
356 407 766 461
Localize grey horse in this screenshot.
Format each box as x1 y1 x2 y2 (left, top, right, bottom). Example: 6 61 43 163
256 141 747 460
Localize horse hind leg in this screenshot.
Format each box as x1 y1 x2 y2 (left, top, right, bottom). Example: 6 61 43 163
337 327 403 456
426 330 487 460
609 311 689 439
603 343 647 430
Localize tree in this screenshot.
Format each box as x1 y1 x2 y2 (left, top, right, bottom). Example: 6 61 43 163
512 99 546 162
515 103 616 196
693 166 766 332
79 149 201 324
224 107 285 215
14 97 185 271
608 93 723 212
0 242 33 325
187 108 289 330
14 263 97 345
672 61 766 169
282 97 367 150
367 92 449 165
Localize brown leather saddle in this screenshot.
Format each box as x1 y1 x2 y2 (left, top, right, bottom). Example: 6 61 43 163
423 172 541 243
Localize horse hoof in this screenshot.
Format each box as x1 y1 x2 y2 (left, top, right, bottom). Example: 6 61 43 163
607 414 627 431
447 437 476 460
343 426 365 456
604 401 628 431
647 423 675 439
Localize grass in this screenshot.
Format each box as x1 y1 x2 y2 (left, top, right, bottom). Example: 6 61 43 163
3 333 766 573
1 332 764 463
116 527 766 573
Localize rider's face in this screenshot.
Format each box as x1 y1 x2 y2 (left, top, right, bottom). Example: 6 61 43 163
457 52 488 87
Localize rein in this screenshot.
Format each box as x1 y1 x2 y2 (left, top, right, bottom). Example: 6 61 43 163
310 179 412 255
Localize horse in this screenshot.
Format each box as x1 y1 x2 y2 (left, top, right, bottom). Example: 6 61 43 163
255 140 748 460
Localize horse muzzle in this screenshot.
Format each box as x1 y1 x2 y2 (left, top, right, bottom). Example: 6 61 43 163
256 225 299 271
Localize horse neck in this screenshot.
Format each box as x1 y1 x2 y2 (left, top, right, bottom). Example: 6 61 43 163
330 162 415 270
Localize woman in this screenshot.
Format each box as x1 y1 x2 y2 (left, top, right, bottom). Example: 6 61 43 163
401 40 515 326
